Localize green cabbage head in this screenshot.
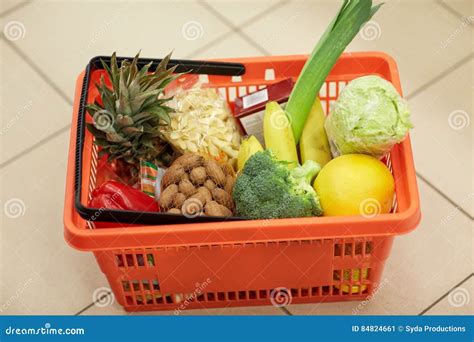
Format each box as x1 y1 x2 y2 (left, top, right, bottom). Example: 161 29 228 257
325 75 413 158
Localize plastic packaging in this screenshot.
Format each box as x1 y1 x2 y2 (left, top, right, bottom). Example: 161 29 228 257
161 84 241 163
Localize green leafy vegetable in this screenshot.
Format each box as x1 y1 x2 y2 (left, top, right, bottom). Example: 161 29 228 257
232 150 323 219
325 75 413 157
286 0 383 143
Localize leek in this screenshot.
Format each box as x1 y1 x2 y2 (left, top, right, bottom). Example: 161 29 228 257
286 0 383 144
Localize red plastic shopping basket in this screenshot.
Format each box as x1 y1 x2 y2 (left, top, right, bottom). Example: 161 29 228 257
64 52 421 312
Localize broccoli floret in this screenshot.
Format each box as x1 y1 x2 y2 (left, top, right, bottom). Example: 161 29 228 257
233 150 323 219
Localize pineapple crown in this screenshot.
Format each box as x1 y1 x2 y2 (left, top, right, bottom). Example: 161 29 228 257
86 51 181 166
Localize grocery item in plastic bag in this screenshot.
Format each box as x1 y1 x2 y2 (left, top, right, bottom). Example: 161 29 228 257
161 84 241 164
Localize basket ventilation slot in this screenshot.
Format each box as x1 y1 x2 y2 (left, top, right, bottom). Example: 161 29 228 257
118 278 371 308
334 240 373 257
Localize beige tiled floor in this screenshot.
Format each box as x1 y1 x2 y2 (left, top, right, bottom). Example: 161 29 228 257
425 277 473 315
0 0 472 316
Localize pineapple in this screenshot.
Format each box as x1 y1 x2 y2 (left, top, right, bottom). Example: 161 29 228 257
86 51 181 175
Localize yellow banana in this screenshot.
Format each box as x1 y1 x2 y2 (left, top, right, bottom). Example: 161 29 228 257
299 97 332 166
237 135 263 171
264 101 298 164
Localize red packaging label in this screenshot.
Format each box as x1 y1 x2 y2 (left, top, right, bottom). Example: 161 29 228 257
233 78 294 144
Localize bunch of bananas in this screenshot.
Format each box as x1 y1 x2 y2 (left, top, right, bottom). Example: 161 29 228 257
237 98 332 172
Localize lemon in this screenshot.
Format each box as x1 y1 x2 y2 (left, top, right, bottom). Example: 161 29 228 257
313 154 394 217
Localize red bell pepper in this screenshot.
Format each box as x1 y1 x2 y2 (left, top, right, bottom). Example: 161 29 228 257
88 181 159 212
95 155 137 186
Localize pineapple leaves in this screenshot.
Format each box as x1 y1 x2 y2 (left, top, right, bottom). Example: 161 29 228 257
87 50 179 167
96 76 116 115
116 114 134 127
121 126 142 135
106 132 127 143
132 112 153 123
86 123 107 139
93 138 113 148
129 89 162 113
141 104 172 125
155 52 173 75
127 51 140 85
110 53 120 92
85 103 103 117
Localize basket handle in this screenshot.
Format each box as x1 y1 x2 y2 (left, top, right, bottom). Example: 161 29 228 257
88 55 246 76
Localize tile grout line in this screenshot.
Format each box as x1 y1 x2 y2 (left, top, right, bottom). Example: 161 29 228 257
184 31 235 59
198 0 271 55
435 0 473 24
405 53 473 100
1 0 470 222
74 292 112 316
0 0 31 18
200 0 288 33
235 29 271 56
0 124 71 169
1 35 74 106
0 0 469 318
0 0 286 168
416 172 473 221
279 306 293 316
198 0 289 56
418 273 473 315
74 302 99 316
187 0 287 59
1 53 472 221
405 52 474 221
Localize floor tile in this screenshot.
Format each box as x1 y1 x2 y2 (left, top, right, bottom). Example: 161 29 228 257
409 59 473 216
424 276 473 315
0 130 109 314
0 41 71 164
81 297 284 315
240 0 472 95
203 0 279 27
0 1 233 100
1 0 472 318
441 0 473 17
190 31 263 59
286 180 472 315
0 0 27 15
